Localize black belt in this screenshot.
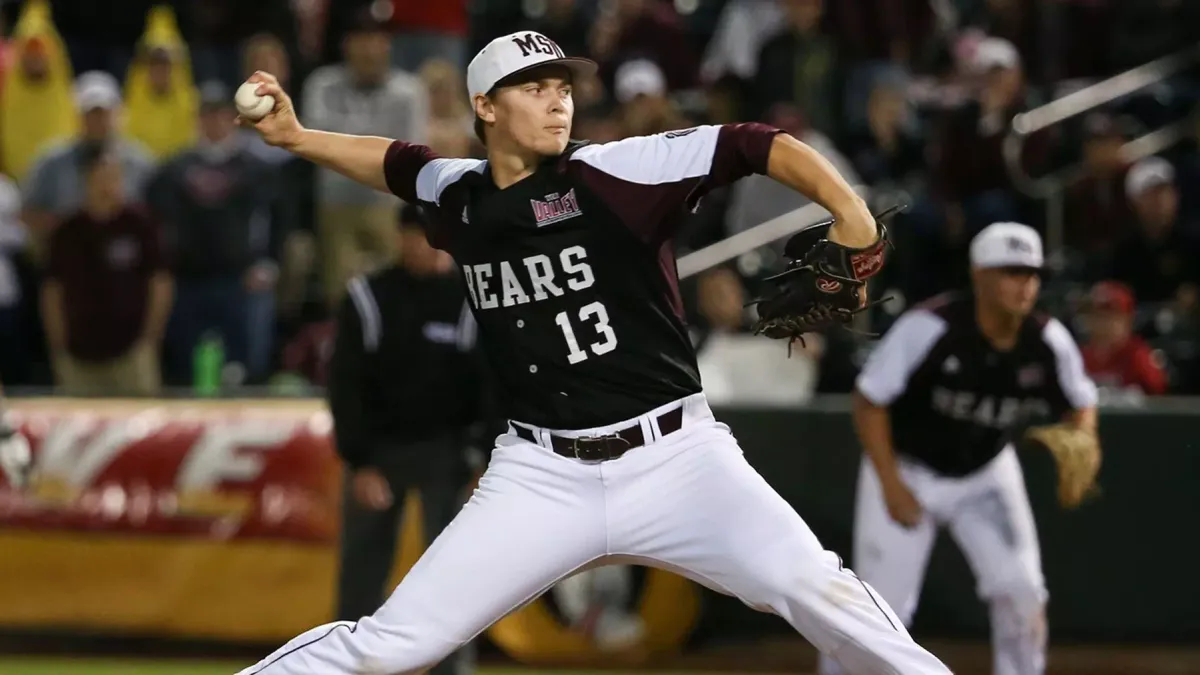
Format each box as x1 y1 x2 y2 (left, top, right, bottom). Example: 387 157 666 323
513 406 684 461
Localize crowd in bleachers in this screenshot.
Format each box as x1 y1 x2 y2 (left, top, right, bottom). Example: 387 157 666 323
0 0 1197 401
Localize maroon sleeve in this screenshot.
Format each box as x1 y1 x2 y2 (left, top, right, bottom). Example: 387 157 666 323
569 123 782 244
383 140 441 203
44 218 73 282
136 209 168 273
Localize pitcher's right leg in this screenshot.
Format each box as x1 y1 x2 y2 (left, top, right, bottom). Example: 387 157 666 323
235 440 608 675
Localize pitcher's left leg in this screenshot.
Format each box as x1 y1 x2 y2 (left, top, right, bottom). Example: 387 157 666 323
947 447 1046 675
605 422 952 675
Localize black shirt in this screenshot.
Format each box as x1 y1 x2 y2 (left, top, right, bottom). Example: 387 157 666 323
328 265 488 468
381 123 782 429
856 293 1098 477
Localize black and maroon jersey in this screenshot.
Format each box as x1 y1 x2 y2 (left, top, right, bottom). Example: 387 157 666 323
857 293 1098 477
382 123 782 429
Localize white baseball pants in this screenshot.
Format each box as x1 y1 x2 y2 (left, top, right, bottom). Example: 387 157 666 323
820 446 1047 675
236 394 952 675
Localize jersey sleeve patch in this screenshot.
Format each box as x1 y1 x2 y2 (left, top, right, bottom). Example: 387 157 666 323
569 125 721 185
1042 318 1099 409
415 158 488 205
856 309 949 406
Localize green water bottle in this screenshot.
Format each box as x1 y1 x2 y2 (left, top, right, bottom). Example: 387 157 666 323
193 332 225 397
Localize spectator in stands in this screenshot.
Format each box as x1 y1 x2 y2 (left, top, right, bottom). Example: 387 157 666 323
1080 281 1168 396
21 71 155 255
241 34 297 166
844 70 926 195
124 44 199 161
0 176 29 385
1 26 77 185
523 0 592 65
931 37 1037 238
1109 156 1200 308
41 147 172 396
241 34 314 335
419 59 474 157
148 82 291 386
1063 111 1134 256
1108 0 1200 75
953 0 1049 84
383 0 470 72
590 0 700 94
611 59 690 138
302 9 428 310
750 0 841 138
185 0 297 89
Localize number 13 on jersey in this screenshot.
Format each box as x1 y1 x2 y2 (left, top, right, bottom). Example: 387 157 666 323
555 301 618 364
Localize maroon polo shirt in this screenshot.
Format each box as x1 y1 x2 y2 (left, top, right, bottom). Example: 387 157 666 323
46 205 167 362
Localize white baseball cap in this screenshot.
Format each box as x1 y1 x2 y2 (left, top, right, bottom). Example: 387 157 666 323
467 31 597 100
1125 156 1175 198
74 70 122 111
972 37 1020 73
969 221 1044 270
614 59 666 103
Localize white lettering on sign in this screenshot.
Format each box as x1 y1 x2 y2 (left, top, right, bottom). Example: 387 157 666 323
37 414 166 487
176 423 293 491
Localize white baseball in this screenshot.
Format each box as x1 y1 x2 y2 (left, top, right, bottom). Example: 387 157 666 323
235 81 276 121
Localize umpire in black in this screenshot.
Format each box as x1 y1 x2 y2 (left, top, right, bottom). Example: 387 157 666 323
327 203 490 675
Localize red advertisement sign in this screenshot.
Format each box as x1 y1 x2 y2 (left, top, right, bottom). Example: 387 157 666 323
0 402 342 542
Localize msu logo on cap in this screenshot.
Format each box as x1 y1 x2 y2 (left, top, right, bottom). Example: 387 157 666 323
510 33 566 60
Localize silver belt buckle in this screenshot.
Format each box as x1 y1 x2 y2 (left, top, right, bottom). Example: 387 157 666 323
571 432 631 460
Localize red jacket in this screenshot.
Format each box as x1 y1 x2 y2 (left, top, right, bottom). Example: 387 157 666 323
389 0 467 35
1082 335 1167 395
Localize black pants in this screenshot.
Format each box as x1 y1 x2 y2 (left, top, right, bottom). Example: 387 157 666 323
336 441 474 675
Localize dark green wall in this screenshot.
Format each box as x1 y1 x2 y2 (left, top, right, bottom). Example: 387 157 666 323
695 402 1200 643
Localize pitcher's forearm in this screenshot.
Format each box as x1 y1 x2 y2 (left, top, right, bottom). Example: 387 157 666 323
286 130 395 194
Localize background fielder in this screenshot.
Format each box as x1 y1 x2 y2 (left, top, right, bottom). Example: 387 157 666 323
819 222 1100 675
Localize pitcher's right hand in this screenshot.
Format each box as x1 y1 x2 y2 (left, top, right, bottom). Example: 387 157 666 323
239 71 304 149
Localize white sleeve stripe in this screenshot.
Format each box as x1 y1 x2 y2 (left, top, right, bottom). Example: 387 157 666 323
855 310 948 406
569 126 719 185
1042 318 1099 409
347 276 382 352
415 158 487 204
456 300 477 351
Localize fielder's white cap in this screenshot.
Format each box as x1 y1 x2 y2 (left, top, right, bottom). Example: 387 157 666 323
1125 156 1175 199
467 31 597 100
969 221 1044 270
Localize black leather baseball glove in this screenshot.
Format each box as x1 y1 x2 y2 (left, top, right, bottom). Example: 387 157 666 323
747 205 903 355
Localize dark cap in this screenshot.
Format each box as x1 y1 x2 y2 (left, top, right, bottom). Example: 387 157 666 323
345 6 391 34
397 203 429 229
199 80 233 111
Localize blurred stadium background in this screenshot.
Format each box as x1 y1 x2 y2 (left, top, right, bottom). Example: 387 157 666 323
0 0 1198 673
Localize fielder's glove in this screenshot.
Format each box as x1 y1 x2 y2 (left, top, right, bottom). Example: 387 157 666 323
746 205 902 354
1025 423 1101 508
0 413 31 490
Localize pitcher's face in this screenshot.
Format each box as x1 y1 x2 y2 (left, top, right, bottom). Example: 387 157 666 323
476 66 574 156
